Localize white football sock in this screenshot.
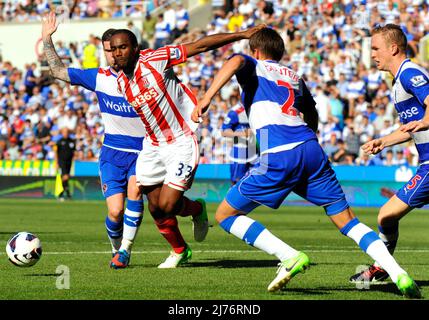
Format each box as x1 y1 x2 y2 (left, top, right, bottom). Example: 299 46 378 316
120 199 144 252
341 218 406 282
220 215 299 261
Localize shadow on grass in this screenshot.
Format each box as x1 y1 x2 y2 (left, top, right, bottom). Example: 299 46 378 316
127 260 280 269
280 287 346 296
274 285 397 297
24 273 62 277
128 261 319 269
175 260 319 269
416 280 429 287
277 280 429 298
185 259 278 268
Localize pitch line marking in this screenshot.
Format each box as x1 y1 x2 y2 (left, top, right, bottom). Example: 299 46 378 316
2 249 429 255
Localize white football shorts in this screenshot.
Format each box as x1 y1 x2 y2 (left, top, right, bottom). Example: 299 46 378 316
135 134 200 191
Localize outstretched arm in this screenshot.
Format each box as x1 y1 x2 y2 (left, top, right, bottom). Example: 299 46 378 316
191 55 245 122
362 128 412 155
222 128 251 138
184 24 266 59
42 11 70 82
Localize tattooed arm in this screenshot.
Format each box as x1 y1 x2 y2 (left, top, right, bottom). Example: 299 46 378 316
41 11 70 82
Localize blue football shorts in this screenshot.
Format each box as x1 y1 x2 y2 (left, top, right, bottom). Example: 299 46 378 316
230 162 253 184
98 147 139 198
226 139 349 215
396 164 429 208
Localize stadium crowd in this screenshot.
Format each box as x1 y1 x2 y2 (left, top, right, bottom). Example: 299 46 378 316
0 0 164 22
0 0 428 166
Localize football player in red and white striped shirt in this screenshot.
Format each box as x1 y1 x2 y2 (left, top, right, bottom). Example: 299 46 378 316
110 26 264 268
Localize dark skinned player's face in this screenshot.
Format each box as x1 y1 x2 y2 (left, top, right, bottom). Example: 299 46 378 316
110 33 138 70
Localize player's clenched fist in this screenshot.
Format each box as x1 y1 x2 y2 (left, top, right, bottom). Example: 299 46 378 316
361 138 384 155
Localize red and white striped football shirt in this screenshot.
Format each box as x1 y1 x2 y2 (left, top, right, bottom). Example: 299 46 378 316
117 45 199 146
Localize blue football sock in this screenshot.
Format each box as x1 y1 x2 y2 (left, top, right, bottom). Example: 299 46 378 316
105 216 123 253
378 222 399 255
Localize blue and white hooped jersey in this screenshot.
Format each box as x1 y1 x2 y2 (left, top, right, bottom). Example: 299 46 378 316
154 21 171 40
232 54 317 154
366 71 383 90
222 104 258 164
68 67 145 153
392 59 429 163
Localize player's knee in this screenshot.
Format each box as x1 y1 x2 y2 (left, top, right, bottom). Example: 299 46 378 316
149 201 173 221
158 198 177 216
377 210 397 227
108 208 124 221
378 201 405 227
378 205 390 224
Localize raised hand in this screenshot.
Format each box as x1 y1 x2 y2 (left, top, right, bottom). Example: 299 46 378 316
41 10 70 82
42 11 58 39
242 24 267 39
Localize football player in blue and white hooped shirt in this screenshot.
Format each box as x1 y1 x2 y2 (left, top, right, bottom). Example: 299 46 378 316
221 99 257 184
350 24 429 293
191 27 419 297
42 12 145 269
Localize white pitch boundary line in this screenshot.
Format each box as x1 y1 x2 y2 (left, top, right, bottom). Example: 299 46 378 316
35 243 429 250
2 249 429 255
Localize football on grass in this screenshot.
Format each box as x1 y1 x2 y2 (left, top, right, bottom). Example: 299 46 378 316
6 232 42 267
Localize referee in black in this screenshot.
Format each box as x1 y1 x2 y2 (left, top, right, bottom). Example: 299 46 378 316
55 127 76 200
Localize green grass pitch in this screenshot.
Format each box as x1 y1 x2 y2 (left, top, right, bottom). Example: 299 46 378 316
0 198 428 300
